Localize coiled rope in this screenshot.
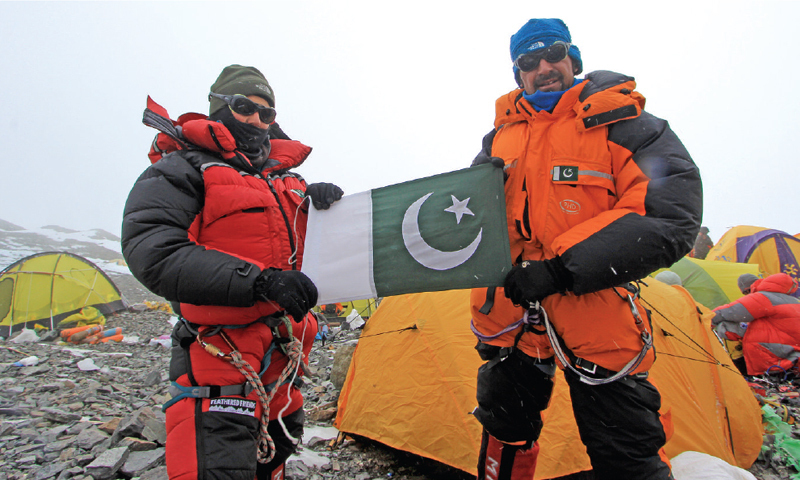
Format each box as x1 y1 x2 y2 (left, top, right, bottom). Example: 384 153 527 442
197 320 304 463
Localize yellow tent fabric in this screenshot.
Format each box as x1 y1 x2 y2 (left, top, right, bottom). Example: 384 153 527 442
314 299 379 319
707 225 800 282
0 252 127 335
335 281 763 478
57 305 106 328
341 298 379 318
652 257 761 310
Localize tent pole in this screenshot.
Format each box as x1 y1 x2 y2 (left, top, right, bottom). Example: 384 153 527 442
49 254 62 332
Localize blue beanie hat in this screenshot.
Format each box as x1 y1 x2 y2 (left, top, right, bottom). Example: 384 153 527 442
510 19 582 77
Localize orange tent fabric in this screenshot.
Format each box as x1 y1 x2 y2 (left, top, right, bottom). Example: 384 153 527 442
335 281 762 478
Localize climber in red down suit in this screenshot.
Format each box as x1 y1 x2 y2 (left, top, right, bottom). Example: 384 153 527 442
712 273 800 376
121 65 343 480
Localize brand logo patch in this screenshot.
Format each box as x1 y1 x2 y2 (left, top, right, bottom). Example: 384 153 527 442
255 84 273 95
209 397 257 416
560 199 581 214
526 41 545 51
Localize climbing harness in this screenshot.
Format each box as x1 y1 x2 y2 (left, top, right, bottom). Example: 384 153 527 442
470 285 653 385
164 316 306 464
544 284 653 385
471 284 653 385
470 301 547 343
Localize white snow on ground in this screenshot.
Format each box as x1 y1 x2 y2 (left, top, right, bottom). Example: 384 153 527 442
25 226 122 253
0 244 41 270
292 425 340 468
97 261 132 276
303 425 340 441
292 448 332 469
0 222 132 276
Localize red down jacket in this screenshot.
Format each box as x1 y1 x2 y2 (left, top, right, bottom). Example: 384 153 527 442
713 273 800 375
122 103 319 479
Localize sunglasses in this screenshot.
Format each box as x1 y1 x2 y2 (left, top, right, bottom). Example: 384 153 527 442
208 92 276 124
514 41 571 72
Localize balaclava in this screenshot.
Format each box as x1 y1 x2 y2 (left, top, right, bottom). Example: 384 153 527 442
208 65 274 155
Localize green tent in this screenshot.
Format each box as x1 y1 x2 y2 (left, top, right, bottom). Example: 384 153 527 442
0 252 128 335
652 257 761 309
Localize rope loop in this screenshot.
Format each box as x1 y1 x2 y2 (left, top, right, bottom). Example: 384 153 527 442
196 324 305 463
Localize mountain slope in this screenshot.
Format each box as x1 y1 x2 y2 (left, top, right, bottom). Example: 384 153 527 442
0 219 162 303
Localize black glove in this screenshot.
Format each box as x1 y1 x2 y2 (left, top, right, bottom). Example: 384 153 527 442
471 155 507 182
503 257 573 306
471 154 505 169
305 182 343 210
253 269 318 322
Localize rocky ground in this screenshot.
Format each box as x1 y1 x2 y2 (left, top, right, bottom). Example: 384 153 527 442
0 276 475 480
0 274 793 480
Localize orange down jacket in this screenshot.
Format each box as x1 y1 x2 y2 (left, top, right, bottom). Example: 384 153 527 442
471 71 702 373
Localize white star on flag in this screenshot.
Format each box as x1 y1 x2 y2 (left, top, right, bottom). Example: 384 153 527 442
444 196 474 224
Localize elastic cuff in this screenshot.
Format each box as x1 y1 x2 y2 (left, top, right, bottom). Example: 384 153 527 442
545 256 574 293
252 267 278 302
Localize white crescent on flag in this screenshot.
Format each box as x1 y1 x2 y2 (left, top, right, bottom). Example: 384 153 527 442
401 192 482 271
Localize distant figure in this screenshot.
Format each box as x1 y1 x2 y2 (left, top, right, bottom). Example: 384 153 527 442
691 226 714 259
321 302 345 317
712 273 800 376
655 271 683 286
712 273 758 374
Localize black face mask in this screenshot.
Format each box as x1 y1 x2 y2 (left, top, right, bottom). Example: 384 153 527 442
209 108 270 154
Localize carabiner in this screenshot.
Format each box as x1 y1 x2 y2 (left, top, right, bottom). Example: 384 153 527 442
196 327 239 359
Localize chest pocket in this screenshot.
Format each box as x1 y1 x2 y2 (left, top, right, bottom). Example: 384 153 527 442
201 166 278 227
270 174 307 216
549 157 616 218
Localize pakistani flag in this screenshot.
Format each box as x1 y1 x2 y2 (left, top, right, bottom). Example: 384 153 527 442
301 164 511 304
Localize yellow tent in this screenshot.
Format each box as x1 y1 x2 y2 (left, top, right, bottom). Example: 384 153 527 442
314 298 379 319
335 281 763 478
0 252 128 335
707 225 800 282
652 257 761 309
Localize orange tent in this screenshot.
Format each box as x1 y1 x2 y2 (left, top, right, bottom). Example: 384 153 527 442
335 281 762 478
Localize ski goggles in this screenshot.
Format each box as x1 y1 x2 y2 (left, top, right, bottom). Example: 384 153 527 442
209 92 276 124
514 41 571 72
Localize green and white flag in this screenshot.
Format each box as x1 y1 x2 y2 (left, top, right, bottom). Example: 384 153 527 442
301 164 511 304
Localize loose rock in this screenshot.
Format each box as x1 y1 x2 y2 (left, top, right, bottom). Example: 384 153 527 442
0 305 471 480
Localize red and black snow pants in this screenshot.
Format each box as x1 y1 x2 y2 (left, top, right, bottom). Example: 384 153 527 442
164 319 307 480
474 343 672 480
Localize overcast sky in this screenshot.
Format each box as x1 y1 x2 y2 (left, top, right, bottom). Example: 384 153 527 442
1 1 798 244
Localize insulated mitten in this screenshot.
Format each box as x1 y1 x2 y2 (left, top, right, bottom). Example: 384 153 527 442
305 183 344 210
253 269 318 322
